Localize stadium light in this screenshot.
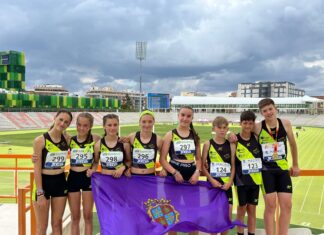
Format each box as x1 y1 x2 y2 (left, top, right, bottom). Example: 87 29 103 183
136 41 147 112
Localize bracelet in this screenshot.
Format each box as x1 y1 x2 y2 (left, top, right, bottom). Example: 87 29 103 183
195 169 202 173
36 189 44 196
172 170 178 176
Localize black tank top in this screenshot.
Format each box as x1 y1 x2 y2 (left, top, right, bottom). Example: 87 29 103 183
258 118 288 171
131 131 157 169
69 135 94 167
169 129 196 161
207 139 232 184
235 134 262 186
42 132 69 169
99 138 125 170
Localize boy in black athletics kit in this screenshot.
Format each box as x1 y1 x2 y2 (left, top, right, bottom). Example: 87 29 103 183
234 111 262 235
256 98 300 235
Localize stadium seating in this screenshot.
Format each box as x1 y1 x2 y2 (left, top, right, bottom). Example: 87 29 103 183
0 112 323 131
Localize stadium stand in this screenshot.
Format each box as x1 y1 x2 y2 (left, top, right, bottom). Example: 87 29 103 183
0 112 323 131
0 113 18 130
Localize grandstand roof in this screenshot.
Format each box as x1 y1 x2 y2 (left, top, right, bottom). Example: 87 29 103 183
171 95 322 105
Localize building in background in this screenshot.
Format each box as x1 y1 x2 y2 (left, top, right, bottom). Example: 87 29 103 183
0 51 26 92
86 86 145 111
171 96 324 114
33 84 69 96
181 91 207 96
237 81 305 98
0 51 120 111
147 93 170 111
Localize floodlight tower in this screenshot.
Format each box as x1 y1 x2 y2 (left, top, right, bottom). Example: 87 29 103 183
136 41 147 112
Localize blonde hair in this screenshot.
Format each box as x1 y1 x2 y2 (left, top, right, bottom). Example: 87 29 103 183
212 116 228 127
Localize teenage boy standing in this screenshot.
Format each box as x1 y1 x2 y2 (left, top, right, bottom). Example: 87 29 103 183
235 111 262 235
256 98 300 235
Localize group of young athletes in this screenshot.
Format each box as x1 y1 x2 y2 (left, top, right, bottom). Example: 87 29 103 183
31 97 300 235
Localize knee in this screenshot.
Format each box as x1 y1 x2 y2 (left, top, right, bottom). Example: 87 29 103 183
236 206 246 218
71 212 81 222
265 201 277 213
51 218 63 230
280 201 292 213
83 211 93 223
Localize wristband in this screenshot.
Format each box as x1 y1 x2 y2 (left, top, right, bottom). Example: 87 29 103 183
36 189 44 196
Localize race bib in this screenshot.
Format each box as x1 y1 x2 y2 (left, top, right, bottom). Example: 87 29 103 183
210 162 231 178
44 151 68 169
174 139 195 155
242 158 262 174
70 148 93 166
100 151 123 168
261 142 286 162
133 148 155 165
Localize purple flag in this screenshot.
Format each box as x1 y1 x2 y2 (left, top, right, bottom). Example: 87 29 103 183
92 173 239 235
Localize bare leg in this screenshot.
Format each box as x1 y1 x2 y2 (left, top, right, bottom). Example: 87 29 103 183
68 192 81 235
33 199 50 235
236 205 247 234
263 193 277 235
82 191 94 235
246 204 257 234
278 192 292 235
51 196 67 235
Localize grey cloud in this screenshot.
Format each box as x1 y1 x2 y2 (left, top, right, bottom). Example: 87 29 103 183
1 0 324 96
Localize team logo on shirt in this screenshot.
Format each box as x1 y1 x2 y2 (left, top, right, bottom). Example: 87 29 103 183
145 198 180 227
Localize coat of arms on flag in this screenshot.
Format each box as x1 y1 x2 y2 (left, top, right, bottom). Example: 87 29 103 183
145 198 180 227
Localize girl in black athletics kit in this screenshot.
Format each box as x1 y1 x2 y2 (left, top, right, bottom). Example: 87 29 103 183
90 114 132 178
160 106 202 235
67 113 100 235
127 110 164 176
32 110 72 235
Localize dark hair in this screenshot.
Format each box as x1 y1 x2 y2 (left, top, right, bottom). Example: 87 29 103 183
77 112 94 143
179 106 200 144
103 114 119 136
49 110 73 130
240 111 256 122
258 98 275 110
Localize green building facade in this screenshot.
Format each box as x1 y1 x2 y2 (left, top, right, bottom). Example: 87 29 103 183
0 93 121 111
0 50 121 111
0 50 26 91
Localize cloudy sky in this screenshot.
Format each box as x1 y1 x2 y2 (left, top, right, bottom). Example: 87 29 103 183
1 0 324 96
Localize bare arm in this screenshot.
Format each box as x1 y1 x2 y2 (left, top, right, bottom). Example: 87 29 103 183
123 142 132 168
89 141 100 174
127 132 136 145
283 119 300 176
189 141 202 184
92 134 101 143
33 135 46 203
253 121 262 137
159 132 173 173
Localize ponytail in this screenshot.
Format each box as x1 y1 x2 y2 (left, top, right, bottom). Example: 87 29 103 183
190 122 200 144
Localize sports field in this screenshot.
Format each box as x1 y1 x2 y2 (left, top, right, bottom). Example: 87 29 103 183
1 124 324 232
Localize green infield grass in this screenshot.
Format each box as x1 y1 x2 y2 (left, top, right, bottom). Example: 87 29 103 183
1 124 324 232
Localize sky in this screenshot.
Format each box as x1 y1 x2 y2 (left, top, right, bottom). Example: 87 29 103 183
1 0 324 96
